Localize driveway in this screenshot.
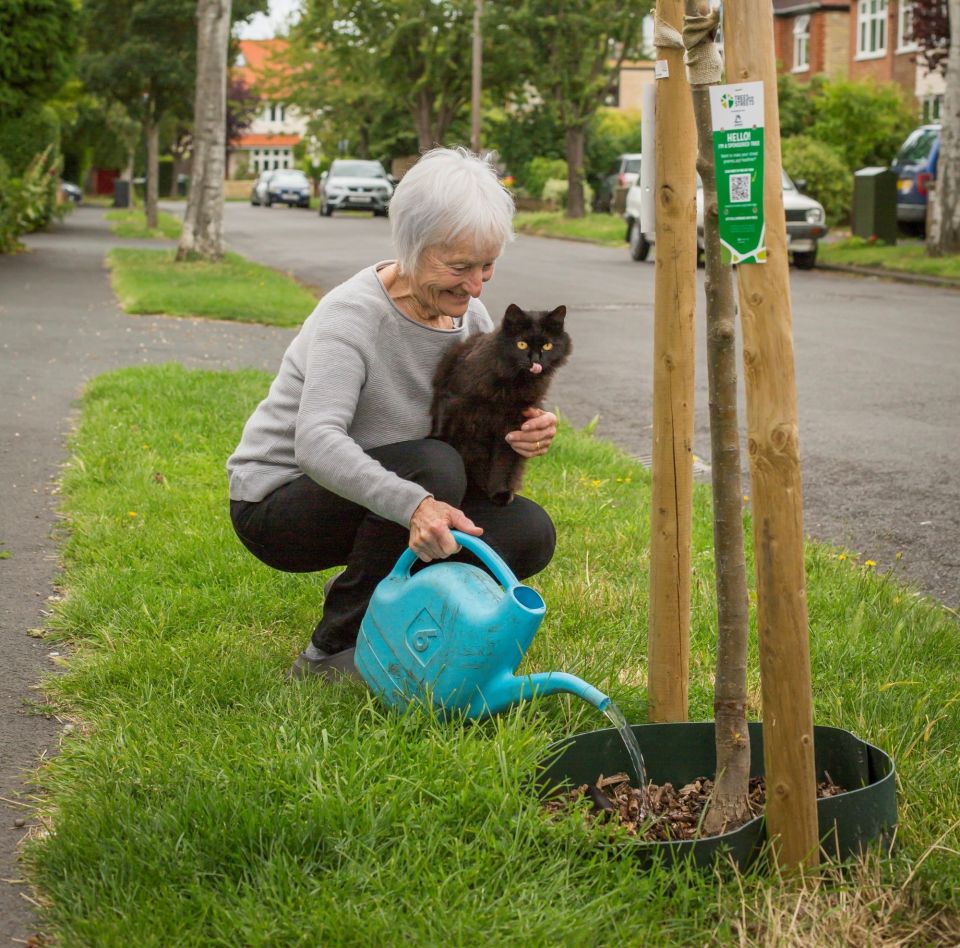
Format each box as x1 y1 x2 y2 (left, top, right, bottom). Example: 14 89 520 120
223 202 960 607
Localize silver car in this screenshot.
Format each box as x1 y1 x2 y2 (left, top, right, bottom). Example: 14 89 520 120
319 159 393 217
624 169 828 269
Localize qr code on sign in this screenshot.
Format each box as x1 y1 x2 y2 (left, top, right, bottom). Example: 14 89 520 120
729 173 751 203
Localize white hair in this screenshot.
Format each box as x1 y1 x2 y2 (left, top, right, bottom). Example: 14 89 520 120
390 147 515 275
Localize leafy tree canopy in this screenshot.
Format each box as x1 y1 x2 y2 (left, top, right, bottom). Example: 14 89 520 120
911 0 950 76
79 0 267 122
290 0 526 152
502 0 649 131
0 0 79 116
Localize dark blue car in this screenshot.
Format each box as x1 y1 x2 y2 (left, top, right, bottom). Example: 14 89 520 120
892 124 940 229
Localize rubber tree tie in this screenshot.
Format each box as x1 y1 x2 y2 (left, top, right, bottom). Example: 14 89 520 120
681 8 723 86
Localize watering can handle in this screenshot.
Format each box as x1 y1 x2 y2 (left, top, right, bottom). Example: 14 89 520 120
389 530 521 591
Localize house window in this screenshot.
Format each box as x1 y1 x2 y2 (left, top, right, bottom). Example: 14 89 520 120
922 93 943 122
793 15 810 71
897 0 917 50
857 0 887 57
268 103 286 123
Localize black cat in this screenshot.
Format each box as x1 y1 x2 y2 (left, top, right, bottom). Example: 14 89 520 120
430 303 571 505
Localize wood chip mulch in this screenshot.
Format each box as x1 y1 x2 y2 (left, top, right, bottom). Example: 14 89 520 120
543 772 845 842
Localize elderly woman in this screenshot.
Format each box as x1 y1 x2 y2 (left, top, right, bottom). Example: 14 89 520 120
228 147 559 680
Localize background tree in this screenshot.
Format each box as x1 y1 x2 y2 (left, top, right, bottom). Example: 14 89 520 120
227 76 261 154
927 0 960 254
0 0 78 117
505 0 649 218
0 0 78 251
177 0 232 261
79 0 265 228
80 0 197 227
290 0 522 156
912 0 950 76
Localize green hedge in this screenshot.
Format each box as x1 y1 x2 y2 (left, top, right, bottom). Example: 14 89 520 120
781 135 852 226
0 105 60 175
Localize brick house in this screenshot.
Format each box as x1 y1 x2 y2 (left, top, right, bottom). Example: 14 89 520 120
228 39 309 178
773 0 851 77
773 0 945 118
846 0 945 119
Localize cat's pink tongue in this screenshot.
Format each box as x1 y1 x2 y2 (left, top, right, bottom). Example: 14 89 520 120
529 362 543 375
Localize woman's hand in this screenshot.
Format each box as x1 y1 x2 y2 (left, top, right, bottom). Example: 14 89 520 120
505 408 558 458
409 497 483 563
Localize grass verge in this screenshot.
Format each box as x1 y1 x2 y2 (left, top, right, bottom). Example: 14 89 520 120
105 209 183 240
106 248 318 326
819 237 960 281
514 210 626 247
27 364 960 943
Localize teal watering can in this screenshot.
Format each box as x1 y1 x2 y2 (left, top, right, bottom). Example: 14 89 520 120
354 531 611 719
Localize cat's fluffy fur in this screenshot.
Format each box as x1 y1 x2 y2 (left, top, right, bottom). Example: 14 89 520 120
430 303 571 505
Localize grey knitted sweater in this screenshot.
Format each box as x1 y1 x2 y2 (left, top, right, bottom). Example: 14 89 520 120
227 262 493 526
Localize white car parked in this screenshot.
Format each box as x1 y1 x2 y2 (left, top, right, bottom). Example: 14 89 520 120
319 159 394 217
624 168 828 269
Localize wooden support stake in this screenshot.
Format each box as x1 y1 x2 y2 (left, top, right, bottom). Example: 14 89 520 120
722 0 820 867
648 0 698 723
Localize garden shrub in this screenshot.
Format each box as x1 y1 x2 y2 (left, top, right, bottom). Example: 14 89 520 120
0 156 25 252
781 135 852 225
585 107 642 190
0 145 63 253
524 157 568 199
541 176 593 210
486 105 565 189
0 105 61 174
809 78 916 171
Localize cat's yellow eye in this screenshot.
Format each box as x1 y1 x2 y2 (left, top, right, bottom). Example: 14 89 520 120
516 341 528 350
543 343 553 351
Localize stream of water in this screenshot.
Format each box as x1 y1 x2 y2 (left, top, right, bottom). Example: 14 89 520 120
603 700 651 816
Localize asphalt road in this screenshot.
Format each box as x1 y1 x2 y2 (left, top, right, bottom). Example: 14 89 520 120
222 202 960 607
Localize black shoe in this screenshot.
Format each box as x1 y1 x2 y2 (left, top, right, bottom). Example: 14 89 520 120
287 647 361 682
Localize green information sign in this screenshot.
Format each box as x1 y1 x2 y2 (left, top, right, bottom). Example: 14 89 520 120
709 82 766 265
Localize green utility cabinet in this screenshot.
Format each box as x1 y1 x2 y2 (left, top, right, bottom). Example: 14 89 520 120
852 167 897 244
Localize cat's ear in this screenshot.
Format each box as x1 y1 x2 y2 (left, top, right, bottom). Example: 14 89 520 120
502 303 525 330
545 305 567 327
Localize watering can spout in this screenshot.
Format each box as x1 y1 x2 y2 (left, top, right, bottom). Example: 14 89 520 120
505 671 611 714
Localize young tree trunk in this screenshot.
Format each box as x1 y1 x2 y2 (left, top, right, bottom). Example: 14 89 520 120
927 0 960 256
564 125 586 218
177 0 232 262
414 92 437 151
145 107 159 230
722 0 819 869
648 0 698 723
683 1 752 836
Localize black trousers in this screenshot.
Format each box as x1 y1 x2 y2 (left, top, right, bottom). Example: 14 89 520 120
230 438 556 654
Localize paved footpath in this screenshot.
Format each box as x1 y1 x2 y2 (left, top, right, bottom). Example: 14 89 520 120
0 208 294 944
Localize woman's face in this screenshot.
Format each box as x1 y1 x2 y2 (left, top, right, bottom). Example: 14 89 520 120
411 237 500 320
